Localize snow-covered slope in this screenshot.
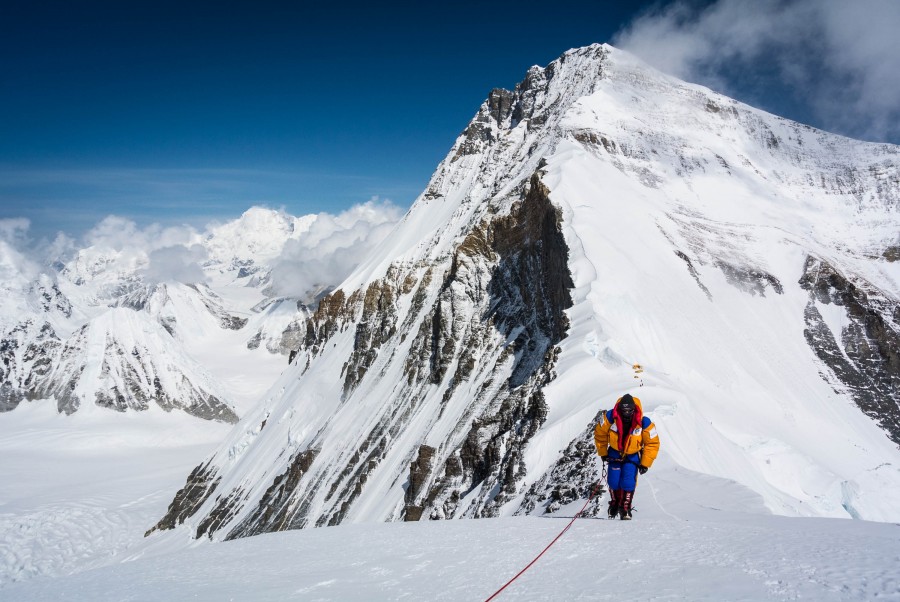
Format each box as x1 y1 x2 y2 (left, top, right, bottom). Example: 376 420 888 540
4 405 898 600
0 402 230 588
149 43 900 545
4 42 900 599
6 462 900 601
32 308 238 421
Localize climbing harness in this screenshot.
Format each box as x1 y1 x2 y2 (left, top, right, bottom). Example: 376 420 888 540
483 462 608 601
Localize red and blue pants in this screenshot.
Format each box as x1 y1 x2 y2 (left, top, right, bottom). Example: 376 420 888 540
607 451 641 492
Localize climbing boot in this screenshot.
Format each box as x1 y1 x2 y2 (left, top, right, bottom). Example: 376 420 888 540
607 490 621 519
619 490 634 520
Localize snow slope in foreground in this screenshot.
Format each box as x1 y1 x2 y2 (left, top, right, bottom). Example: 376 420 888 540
4 460 899 601
0 402 229 587
2 388 897 600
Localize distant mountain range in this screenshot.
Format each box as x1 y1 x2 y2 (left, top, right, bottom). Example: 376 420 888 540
0 206 321 421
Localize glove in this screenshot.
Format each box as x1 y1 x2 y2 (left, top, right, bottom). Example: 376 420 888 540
600 455 609 464
638 465 648 475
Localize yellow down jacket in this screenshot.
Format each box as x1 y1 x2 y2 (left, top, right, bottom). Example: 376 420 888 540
593 395 660 468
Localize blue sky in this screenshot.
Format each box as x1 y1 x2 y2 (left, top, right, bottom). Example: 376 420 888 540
2 0 898 243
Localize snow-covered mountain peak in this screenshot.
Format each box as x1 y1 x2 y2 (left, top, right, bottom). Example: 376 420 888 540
32 307 239 422
347 41 899 294
2 213 306 423
204 206 316 268
147 43 900 542
341 44 611 292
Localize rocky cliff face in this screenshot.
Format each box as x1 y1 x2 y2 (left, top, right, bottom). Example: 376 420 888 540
800 256 900 445
0 320 62 412
0 277 245 422
151 171 574 537
148 45 606 538
9 308 237 422
151 42 900 538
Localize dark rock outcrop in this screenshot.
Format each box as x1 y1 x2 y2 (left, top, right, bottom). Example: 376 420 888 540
675 250 712 300
884 245 900 262
150 170 575 539
516 410 607 517
404 173 574 519
716 260 784 297
404 445 436 521
1 321 63 413
146 462 221 536
799 256 900 445
226 449 319 539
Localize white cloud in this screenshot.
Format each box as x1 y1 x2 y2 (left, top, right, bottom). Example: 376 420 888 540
75 216 204 283
0 218 31 245
614 0 900 143
143 245 209 285
268 198 403 299
84 216 199 252
40 233 77 265
2 200 403 295
0 219 39 283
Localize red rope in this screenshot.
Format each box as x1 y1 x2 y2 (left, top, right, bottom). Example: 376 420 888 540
483 478 604 602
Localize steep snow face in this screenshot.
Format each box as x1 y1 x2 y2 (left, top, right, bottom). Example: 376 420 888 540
21 308 238 422
343 46 611 290
152 43 900 540
527 45 900 521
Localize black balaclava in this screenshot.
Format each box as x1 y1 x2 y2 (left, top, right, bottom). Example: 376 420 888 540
618 394 636 427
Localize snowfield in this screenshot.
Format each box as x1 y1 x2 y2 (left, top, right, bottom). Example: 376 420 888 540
2 445 899 601
0 402 229 589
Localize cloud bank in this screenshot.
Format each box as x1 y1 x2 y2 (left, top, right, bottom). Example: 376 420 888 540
0 219 40 284
268 199 403 299
2 200 403 298
614 0 900 143
143 245 210 286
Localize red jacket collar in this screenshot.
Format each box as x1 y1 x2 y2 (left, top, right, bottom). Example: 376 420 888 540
612 398 643 452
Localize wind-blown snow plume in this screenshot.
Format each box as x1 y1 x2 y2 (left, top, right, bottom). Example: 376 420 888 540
267 199 403 298
614 0 900 143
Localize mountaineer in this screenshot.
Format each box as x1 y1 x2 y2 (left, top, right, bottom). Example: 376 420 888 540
594 393 660 519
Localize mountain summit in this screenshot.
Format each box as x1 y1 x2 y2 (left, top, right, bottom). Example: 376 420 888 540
151 44 900 540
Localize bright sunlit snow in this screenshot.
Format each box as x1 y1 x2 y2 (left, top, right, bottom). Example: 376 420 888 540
2 448 898 601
